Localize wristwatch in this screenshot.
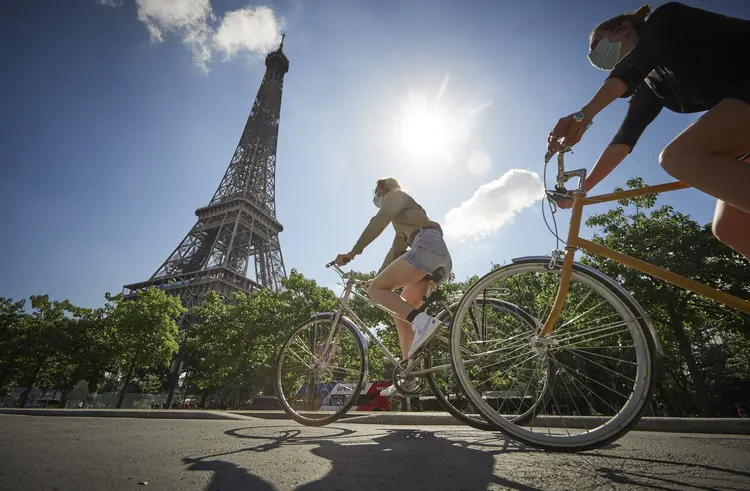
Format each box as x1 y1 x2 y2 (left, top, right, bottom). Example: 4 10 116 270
572 111 586 123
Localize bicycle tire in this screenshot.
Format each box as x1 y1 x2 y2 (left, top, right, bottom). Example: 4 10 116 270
426 299 553 430
449 258 658 452
275 312 367 427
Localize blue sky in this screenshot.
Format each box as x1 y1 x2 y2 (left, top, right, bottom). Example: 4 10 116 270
2 0 749 308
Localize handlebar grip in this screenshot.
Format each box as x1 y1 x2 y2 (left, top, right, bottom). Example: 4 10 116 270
326 256 352 268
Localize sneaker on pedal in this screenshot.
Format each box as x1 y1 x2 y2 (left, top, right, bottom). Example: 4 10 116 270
380 384 397 397
380 379 417 397
408 313 442 359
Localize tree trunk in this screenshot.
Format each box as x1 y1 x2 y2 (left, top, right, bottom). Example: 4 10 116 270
116 355 138 409
0 355 18 393
58 366 84 409
58 379 77 409
17 360 44 408
670 308 714 416
58 389 69 409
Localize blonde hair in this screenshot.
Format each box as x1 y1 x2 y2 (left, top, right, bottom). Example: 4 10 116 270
376 177 401 193
589 5 651 48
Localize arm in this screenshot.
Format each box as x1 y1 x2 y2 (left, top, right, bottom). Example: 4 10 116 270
349 191 404 256
550 78 628 150
587 85 663 191
586 144 631 191
581 78 629 122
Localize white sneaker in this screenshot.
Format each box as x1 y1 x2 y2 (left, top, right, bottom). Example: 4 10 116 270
407 312 442 359
380 384 397 397
379 380 417 397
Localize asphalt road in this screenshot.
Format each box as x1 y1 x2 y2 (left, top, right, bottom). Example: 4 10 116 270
1 415 749 491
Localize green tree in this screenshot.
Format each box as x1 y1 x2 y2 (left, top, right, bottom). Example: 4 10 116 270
187 270 339 408
584 178 750 416
109 288 184 409
0 297 27 395
13 295 80 407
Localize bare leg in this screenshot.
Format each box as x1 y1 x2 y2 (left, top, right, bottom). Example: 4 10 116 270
659 98 750 214
367 258 427 320
712 200 750 260
392 279 432 360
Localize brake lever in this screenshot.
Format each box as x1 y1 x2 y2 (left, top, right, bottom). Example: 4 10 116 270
547 188 573 207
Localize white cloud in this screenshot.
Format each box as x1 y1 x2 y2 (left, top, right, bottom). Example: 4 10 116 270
136 0 215 69
444 169 545 240
466 150 491 176
214 6 282 59
97 0 123 7
132 1 282 71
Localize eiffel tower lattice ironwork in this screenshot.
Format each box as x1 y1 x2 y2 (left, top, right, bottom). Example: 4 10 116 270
124 37 289 303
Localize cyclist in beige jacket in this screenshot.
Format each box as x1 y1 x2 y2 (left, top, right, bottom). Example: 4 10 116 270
334 177 452 394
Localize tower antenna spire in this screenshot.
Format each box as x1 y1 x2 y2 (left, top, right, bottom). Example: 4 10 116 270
280 33 286 50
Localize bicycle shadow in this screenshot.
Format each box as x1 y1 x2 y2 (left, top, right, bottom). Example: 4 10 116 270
182 425 750 491
182 425 541 491
295 429 543 491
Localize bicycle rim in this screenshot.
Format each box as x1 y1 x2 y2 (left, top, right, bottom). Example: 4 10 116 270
427 300 552 430
449 260 656 451
275 313 367 426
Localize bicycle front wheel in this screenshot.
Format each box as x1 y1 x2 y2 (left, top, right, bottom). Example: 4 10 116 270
275 313 367 427
449 258 657 452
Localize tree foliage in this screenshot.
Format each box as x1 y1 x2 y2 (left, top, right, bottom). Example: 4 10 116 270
108 288 184 408
2 196 747 417
583 178 750 416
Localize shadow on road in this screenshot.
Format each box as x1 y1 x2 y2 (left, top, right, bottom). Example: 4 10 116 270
182 425 540 490
183 458 276 491
182 425 750 491
587 453 750 491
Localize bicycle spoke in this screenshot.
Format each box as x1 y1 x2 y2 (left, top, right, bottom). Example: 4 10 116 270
564 346 638 369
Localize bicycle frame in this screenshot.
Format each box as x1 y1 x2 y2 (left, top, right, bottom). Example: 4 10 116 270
540 150 750 337
325 264 454 378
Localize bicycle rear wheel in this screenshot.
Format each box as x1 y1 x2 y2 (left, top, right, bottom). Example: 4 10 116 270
426 300 552 430
449 258 657 452
275 313 367 427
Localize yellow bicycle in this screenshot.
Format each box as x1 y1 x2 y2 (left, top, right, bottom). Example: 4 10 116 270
448 148 750 452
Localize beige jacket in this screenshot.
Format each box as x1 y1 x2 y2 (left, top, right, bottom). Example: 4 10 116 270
351 189 440 273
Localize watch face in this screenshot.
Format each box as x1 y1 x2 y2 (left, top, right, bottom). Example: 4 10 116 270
573 111 585 122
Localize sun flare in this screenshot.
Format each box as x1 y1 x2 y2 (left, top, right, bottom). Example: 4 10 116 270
391 75 490 163
398 96 452 158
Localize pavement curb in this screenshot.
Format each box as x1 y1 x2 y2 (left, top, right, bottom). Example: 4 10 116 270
0 408 252 420
2 409 749 434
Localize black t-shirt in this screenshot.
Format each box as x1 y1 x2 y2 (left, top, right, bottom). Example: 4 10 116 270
609 2 750 149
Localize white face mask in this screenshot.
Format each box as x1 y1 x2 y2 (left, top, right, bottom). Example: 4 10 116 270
588 38 622 71
588 27 624 71
373 190 383 208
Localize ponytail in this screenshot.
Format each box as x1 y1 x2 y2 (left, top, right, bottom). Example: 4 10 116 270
589 4 651 47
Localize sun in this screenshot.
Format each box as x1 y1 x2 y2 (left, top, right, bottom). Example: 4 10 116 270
397 95 453 159
391 74 489 162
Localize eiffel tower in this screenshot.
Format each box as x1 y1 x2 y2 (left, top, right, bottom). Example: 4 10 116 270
124 36 289 307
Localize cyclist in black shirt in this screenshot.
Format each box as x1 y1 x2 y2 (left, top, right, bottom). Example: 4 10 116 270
547 2 750 260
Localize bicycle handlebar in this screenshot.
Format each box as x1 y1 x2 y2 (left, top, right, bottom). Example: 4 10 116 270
544 144 587 198
325 261 351 281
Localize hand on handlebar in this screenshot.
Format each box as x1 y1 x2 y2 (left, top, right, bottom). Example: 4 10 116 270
547 113 591 154
332 252 356 267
